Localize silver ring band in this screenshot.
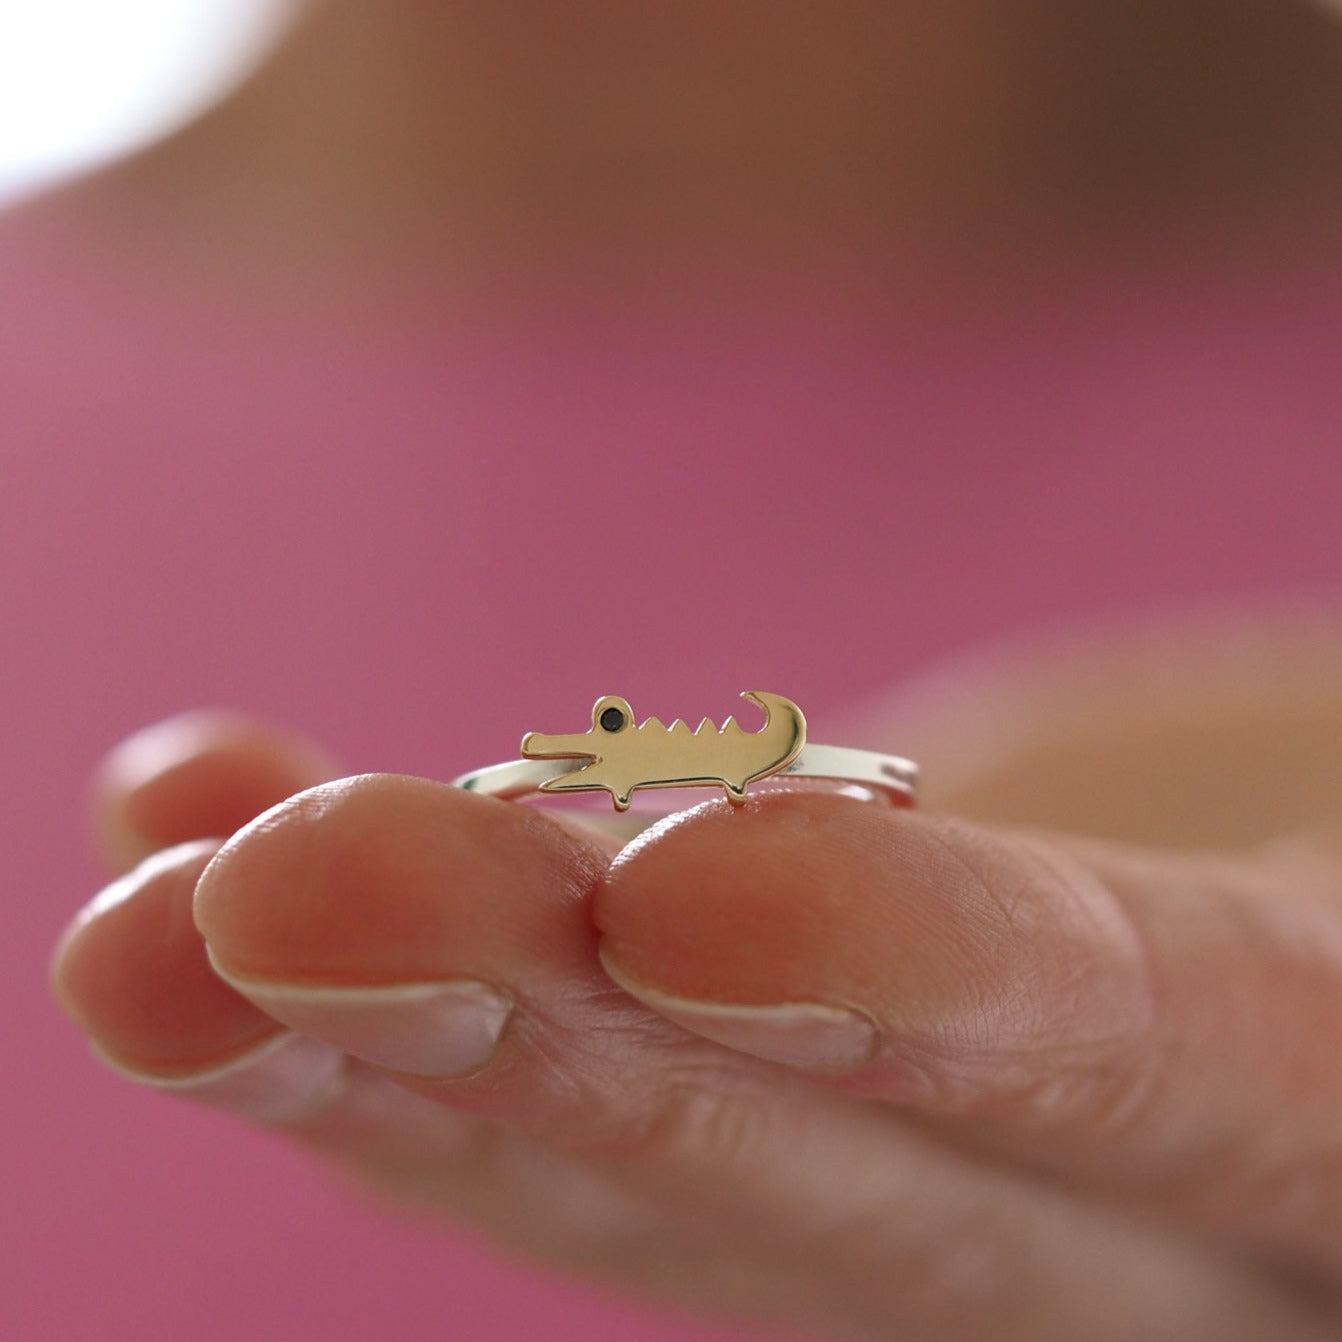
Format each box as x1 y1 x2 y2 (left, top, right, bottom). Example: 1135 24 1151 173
452 742 918 807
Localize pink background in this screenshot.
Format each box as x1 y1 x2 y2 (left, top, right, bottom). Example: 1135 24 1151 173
3 205 1341 1340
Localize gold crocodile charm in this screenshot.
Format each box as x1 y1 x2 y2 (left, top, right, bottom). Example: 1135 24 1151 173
521 691 807 811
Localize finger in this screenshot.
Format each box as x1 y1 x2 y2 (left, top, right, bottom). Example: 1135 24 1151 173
92 711 339 872
51 840 342 1119
595 792 1342 1272
48 841 698 1293
191 776 1325 1341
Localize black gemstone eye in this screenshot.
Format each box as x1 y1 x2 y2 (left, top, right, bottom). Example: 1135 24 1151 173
599 706 625 732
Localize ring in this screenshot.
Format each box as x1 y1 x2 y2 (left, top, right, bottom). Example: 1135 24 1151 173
452 691 918 813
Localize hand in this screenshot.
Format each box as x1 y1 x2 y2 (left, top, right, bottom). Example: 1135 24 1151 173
51 620 1342 1341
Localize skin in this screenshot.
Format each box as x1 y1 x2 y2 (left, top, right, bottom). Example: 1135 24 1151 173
51 618 1342 1340
41 3 1342 1336
69 1 1342 287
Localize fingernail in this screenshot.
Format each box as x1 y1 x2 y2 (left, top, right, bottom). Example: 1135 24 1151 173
207 951 513 1078
599 949 878 1072
92 1032 346 1124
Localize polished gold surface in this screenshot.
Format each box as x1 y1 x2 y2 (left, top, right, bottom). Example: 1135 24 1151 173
453 691 918 812
521 691 807 811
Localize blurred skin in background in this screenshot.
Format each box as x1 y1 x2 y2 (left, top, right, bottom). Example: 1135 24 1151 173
74 1 1342 283
43 3 1342 1341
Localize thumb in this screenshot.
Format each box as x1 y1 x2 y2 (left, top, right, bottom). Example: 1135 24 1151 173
595 792 1342 1273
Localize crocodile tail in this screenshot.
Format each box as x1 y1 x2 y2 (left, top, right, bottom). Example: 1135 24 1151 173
738 691 807 779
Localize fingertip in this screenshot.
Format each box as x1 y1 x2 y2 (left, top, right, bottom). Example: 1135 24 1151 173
192 774 609 987
52 839 220 1015
53 839 284 1078
92 710 339 873
595 793 920 1005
